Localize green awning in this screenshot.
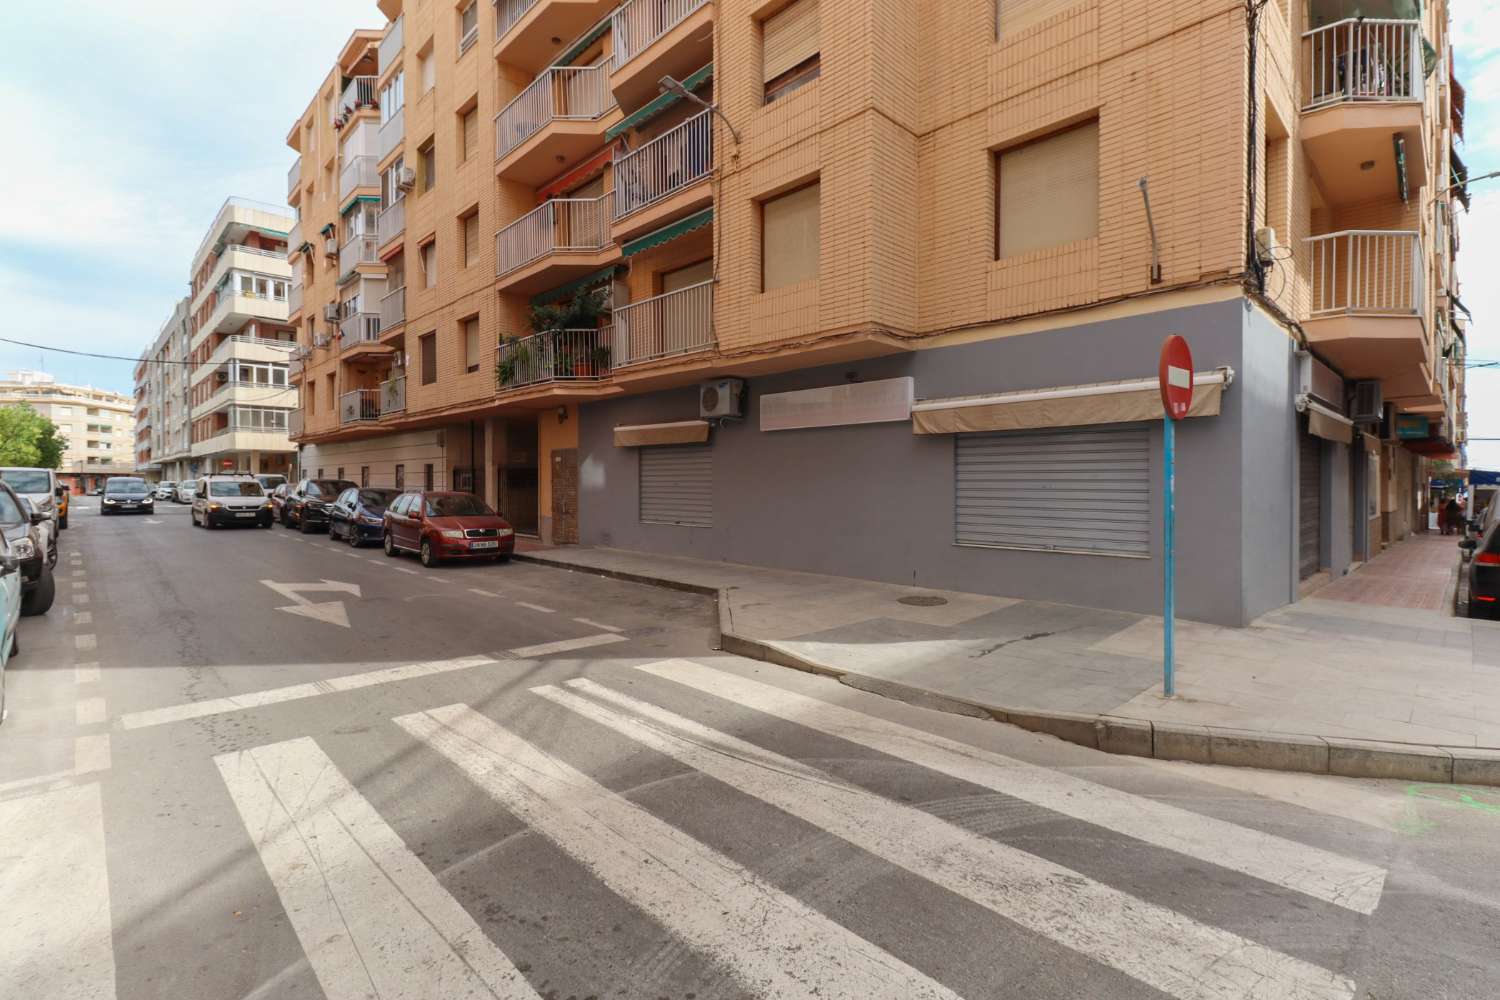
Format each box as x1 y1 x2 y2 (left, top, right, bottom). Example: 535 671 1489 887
340 195 380 217
606 63 714 141
622 208 713 258
556 17 612 66
531 264 622 307
1451 148 1470 210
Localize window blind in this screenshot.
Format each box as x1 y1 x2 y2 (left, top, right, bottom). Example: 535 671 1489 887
997 121 1099 258
763 0 819 83
762 182 820 290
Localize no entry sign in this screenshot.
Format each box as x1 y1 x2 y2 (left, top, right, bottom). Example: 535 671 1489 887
1158 335 1194 420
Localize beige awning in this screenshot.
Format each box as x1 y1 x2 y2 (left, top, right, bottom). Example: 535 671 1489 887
911 372 1227 435
1302 398 1354 445
1361 432 1381 454
613 420 711 447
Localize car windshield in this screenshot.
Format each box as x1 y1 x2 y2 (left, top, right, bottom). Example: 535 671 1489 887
107 480 150 496
179 481 197 490
358 488 401 509
160 482 175 488
427 494 495 517
210 482 264 497
1 470 50 493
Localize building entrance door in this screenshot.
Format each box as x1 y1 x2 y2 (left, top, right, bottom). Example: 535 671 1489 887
503 419 539 536
1299 429 1324 580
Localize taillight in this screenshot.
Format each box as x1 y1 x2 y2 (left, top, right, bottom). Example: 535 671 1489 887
1476 552 1500 566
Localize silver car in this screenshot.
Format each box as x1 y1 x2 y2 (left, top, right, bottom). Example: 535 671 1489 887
154 481 177 501
173 479 198 504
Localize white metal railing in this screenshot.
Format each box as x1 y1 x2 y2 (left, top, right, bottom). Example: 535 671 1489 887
380 286 406 331
379 375 406 414
377 196 405 246
1303 19 1422 111
338 234 379 277
495 64 614 161
613 109 712 219
379 15 404 76
1305 230 1424 318
227 333 296 351
224 243 285 261
613 280 714 367
495 195 610 275
341 389 382 424
338 154 379 201
339 76 378 116
495 0 539 40
496 327 614 389
613 0 708 66
287 156 302 197
340 312 382 349
289 281 303 316
378 104 405 163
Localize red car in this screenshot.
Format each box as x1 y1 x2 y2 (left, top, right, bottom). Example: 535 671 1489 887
382 490 516 567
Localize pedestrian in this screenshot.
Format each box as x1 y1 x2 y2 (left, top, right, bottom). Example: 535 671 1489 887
1444 497 1461 536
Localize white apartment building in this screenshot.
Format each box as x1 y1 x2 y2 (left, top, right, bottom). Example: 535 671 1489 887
136 298 194 481
0 370 136 492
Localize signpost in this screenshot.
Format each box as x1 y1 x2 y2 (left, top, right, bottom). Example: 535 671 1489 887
1158 335 1194 697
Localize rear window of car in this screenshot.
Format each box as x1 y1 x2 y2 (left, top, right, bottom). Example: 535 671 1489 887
359 488 401 508
210 482 264 497
1 470 50 493
179 481 197 489
426 493 495 517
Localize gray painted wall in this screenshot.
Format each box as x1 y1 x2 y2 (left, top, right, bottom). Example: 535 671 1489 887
579 297 1300 626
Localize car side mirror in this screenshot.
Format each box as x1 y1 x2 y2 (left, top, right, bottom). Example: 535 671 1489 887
28 511 47 526
1459 538 1478 552
0 552 17 576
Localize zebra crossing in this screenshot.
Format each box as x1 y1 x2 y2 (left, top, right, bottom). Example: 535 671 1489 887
205 658 1382 1000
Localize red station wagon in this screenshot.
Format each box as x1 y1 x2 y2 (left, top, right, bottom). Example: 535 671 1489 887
382 491 516 567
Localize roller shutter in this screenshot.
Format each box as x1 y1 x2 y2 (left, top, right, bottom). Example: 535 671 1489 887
955 425 1150 556
763 0 819 83
640 445 712 527
1299 430 1323 579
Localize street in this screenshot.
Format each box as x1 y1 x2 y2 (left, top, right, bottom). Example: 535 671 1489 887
3 502 1499 1000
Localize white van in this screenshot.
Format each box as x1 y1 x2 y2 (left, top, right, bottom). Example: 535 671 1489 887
0 468 59 553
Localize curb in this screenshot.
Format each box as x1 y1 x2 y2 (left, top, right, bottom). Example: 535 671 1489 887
515 550 1500 788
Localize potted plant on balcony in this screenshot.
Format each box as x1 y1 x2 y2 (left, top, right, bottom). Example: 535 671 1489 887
495 338 530 388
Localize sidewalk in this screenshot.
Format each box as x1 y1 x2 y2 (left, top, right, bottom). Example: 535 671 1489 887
515 536 1500 786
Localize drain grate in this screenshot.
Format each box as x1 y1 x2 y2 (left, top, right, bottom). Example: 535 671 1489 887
898 595 948 607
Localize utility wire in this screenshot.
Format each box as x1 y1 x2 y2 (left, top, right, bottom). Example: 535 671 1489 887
0 336 297 367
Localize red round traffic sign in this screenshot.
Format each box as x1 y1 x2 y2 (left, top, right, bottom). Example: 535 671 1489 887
1158 335 1194 421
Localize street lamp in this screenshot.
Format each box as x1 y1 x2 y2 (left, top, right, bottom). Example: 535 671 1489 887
658 75 741 144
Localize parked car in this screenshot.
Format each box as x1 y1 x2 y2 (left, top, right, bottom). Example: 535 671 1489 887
383 490 516 567
329 487 402 547
154 480 177 501
0 531 23 723
1463 499 1500 617
255 474 287 493
283 479 357 533
0 482 55 618
191 475 274 529
267 483 291 523
0 468 59 552
173 479 198 504
101 477 155 515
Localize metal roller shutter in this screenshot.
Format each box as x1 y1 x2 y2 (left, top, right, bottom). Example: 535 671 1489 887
955 425 1150 556
1299 430 1323 579
639 445 712 528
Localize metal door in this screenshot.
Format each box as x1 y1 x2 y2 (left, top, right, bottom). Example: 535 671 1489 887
1299 430 1324 579
639 445 712 527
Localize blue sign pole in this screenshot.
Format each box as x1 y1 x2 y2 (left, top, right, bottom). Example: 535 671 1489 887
1163 415 1176 697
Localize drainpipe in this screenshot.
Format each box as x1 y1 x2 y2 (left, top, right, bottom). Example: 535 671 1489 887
1244 0 1269 295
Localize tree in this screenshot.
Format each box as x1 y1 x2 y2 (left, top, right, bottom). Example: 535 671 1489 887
0 404 66 468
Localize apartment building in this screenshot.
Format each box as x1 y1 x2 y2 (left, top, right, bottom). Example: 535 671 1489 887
1 370 136 493
286 0 1466 626
135 298 194 482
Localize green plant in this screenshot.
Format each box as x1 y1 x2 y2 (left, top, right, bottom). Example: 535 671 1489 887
495 338 532 387
591 343 612 370
528 286 609 335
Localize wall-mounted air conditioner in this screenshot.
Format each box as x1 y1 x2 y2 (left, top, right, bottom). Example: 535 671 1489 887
1350 380 1383 424
323 238 338 257
699 379 745 420
397 167 416 191
322 304 340 322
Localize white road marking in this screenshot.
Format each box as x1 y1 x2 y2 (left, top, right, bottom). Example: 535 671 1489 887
74 662 100 684
393 566 419 575
426 576 452 585
0 784 117 999
548 679 1352 1000
508 633 628 659
216 738 542 1000
638 660 1388 915
70 570 85 578
75 697 106 727
74 734 111 774
74 634 97 652
73 593 90 605
468 588 498 598
143 519 162 525
72 611 93 626
119 655 497 730
515 602 555 614
71 582 87 590
572 617 622 633
397 705 963 1000
259 579 362 630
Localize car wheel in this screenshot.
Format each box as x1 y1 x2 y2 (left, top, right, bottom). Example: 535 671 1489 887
383 532 399 557
347 525 362 547
419 539 437 568
20 567 56 617
299 515 311 534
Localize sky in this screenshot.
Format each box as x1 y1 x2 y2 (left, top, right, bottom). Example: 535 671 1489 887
0 1 1496 465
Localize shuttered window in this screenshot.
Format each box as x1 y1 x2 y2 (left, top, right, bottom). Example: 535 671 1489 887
763 0 820 102
462 211 479 267
955 425 1150 556
762 182 820 291
996 0 1084 38
461 106 478 162
997 121 1099 258
463 316 481 373
419 332 437 385
640 445 712 528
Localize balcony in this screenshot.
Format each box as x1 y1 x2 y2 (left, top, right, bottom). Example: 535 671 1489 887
339 312 383 352
288 219 305 257
377 197 405 249
612 108 712 239
1300 19 1427 205
338 234 379 280
288 408 304 439
289 280 303 318
494 0 617 76
378 15 403 77
610 0 713 111
338 154 379 203
289 356 304 381
495 64 617 185
287 156 302 199
495 195 617 293
613 280 713 368
378 104 404 163
340 389 381 425
378 375 406 414
1305 229 1428 391
497 327 613 390
338 76 378 119
379 285 406 332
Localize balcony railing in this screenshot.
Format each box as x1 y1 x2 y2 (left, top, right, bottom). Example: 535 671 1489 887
379 375 406 414
338 234 379 278
1305 230 1424 318
613 109 712 219
341 389 381 424
1302 19 1422 112
497 327 614 389
379 15 404 76
338 154 379 202
377 197 405 247
339 312 382 349
289 357 303 380
288 219 304 252
380 286 406 331
289 281 303 316
612 0 708 67
496 195 610 275
339 76 378 117
378 104 405 163
288 409 304 438
495 64 614 160
495 0 539 40
612 280 713 367
287 156 302 198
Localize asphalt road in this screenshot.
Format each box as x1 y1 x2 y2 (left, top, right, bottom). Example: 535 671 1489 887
2 500 1499 999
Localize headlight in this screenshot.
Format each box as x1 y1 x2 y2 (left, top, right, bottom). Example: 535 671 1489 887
360 513 383 525
261 500 274 509
496 528 514 537
207 503 223 511
103 498 116 505
11 537 35 560
440 529 464 539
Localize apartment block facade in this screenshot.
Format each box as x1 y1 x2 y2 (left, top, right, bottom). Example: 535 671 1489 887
1 370 136 493
135 298 194 482
286 0 1467 626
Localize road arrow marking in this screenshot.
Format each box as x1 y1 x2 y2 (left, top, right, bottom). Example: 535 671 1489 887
259 580 362 628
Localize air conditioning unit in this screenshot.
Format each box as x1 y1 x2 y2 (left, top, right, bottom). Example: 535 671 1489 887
314 334 330 349
323 238 338 257
397 167 416 191
322 304 340 322
1350 380 1383 424
1254 226 1277 266
699 378 745 420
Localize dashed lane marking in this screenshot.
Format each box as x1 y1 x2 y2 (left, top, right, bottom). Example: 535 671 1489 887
573 617 622 633
75 662 100 684
516 602 555 614
75 697 106 727
74 634 97 652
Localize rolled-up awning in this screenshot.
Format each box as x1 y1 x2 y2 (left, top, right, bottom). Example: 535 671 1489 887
614 420 711 447
1361 432 1381 454
911 369 1232 435
1299 395 1354 445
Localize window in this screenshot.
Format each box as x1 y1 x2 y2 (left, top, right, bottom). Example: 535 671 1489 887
458 1 478 54
761 182 820 290
360 466 370 487
382 155 407 204
639 445 713 527
395 463 406 489
337 467 345 481
420 332 438 384
996 120 1099 258
419 47 435 94
326 374 336 411
381 71 404 122
307 382 316 412
56 406 72 416
421 239 437 287
460 105 478 162
662 258 714 293
463 316 481 373
461 211 479 268
418 138 436 193
763 0 820 103
424 463 434 490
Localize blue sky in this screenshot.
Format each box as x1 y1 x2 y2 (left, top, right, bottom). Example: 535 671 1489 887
0 1 1495 468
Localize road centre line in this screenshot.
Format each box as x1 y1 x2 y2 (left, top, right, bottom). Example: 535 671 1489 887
0 735 112 798
74 634 97 652
75 697 106 727
73 611 92 626
468 588 498 597
75 662 100 684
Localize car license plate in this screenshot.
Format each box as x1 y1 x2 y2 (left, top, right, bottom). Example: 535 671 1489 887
471 540 499 550
236 512 255 518
121 503 136 509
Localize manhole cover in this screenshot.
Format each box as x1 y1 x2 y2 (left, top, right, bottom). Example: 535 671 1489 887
898 595 948 607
